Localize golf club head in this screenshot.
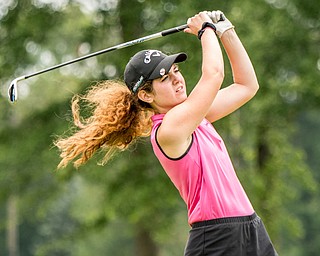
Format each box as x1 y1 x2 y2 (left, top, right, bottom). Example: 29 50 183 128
8 76 25 103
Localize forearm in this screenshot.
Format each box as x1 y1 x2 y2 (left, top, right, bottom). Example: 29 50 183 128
184 13 225 113
201 28 224 77
221 29 259 91
178 18 225 132
188 28 224 113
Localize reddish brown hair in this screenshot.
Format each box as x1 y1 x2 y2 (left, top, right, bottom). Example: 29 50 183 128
54 80 154 168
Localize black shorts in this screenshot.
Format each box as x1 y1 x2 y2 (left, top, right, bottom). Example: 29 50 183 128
184 213 278 256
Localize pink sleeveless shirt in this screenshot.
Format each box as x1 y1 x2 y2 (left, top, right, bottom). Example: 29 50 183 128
151 114 254 225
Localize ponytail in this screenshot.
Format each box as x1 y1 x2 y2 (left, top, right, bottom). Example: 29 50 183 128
54 80 154 168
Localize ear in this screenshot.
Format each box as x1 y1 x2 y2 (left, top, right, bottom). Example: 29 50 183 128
137 90 154 104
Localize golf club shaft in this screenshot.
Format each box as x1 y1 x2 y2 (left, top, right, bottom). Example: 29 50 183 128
25 24 188 80
8 24 187 103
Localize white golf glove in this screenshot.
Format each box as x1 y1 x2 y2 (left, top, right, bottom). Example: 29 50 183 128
207 10 234 38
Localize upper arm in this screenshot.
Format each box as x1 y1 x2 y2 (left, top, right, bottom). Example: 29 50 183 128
205 82 259 122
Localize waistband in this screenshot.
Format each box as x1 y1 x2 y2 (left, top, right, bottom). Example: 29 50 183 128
191 213 258 228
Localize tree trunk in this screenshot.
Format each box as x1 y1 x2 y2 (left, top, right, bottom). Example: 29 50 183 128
134 226 158 256
7 194 20 256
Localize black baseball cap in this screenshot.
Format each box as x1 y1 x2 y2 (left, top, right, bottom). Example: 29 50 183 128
124 50 187 93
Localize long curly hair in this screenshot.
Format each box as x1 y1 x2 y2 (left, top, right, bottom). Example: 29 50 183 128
54 80 154 168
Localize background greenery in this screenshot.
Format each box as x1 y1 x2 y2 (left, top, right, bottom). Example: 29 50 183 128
0 0 319 255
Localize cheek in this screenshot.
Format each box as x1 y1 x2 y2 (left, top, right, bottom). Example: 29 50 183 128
179 73 186 84
152 81 168 96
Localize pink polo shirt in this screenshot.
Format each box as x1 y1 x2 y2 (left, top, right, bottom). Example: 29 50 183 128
151 114 254 225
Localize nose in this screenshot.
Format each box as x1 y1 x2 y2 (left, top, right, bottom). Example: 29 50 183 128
169 70 179 84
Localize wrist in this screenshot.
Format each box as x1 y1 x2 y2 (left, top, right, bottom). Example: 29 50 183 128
216 24 235 38
220 27 236 40
198 22 217 40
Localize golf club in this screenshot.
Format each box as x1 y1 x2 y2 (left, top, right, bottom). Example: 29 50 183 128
7 24 188 103
8 11 224 103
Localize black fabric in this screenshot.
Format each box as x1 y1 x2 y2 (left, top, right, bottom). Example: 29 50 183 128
198 22 217 40
124 50 187 92
184 213 278 256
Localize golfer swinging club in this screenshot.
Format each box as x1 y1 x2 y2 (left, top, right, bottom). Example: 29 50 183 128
55 10 278 255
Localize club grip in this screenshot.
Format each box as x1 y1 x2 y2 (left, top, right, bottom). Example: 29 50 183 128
207 11 226 22
219 14 226 21
161 24 188 36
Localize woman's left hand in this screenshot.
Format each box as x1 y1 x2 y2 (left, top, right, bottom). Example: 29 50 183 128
184 11 213 36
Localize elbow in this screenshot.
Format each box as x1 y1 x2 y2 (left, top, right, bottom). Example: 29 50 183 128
252 81 260 95
217 70 225 86
247 81 259 99
201 55 225 84
245 74 260 96
202 67 225 85
216 69 225 86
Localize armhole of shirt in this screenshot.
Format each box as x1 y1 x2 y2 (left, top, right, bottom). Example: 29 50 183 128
154 125 194 161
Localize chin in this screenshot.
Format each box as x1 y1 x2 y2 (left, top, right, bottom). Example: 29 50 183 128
177 96 187 104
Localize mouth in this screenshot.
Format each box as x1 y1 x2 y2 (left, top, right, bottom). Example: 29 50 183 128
176 85 184 93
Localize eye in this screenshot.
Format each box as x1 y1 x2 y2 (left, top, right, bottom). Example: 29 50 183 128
160 75 168 82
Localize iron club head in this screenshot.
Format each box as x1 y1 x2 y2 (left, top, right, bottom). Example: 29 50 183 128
8 76 26 103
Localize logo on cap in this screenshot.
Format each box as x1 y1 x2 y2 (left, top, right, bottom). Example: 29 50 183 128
160 68 166 76
132 76 144 93
144 50 161 64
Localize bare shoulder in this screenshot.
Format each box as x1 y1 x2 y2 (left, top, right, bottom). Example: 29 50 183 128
156 119 193 159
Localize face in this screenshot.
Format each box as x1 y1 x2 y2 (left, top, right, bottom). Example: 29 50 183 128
148 64 187 113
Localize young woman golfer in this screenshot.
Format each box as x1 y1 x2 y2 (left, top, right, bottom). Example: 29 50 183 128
55 10 278 255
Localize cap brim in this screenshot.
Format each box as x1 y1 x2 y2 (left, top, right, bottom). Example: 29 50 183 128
148 52 187 80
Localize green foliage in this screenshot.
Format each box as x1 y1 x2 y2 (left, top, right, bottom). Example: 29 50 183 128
0 0 319 255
